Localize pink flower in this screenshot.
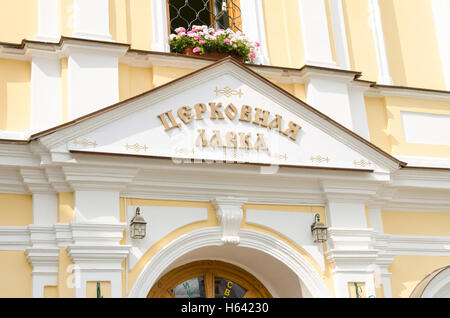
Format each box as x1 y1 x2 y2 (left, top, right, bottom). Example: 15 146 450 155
199 40 206 45
224 39 231 45
179 32 186 37
255 42 261 47
193 47 201 53
217 29 225 32
194 36 200 40
248 52 256 59
175 27 186 33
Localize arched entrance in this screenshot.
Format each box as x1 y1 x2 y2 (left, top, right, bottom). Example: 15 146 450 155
148 260 272 298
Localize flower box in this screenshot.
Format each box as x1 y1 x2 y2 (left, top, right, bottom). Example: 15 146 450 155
169 25 260 63
182 46 244 62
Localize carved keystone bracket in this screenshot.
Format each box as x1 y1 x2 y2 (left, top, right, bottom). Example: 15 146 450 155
212 197 247 245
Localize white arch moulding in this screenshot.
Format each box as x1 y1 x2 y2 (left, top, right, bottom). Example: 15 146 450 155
128 227 332 298
421 266 450 298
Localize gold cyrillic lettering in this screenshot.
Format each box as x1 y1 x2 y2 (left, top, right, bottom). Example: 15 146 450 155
209 130 224 148
269 114 283 132
254 133 268 151
253 108 270 127
283 121 302 141
225 131 237 148
158 110 182 131
225 103 238 120
194 103 207 120
238 132 252 149
195 129 208 147
209 103 225 120
177 106 193 124
239 105 252 122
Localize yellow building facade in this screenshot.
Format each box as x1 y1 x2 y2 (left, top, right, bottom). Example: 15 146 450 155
0 0 449 298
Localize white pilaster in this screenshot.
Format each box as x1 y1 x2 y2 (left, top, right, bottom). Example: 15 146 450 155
74 191 120 223
240 0 270 65
73 0 112 41
26 226 59 298
63 41 127 120
347 83 370 140
20 169 58 226
212 197 246 245
297 0 336 68
30 53 62 133
35 0 60 42
323 181 380 298
368 0 393 85
329 0 351 70
67 222 129 298
304 71 355 131
32 193 58 226
430 0 450 90
151 0 170 52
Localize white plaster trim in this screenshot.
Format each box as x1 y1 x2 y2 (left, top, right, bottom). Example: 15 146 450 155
297 0 337 68
240 0 270 65
73 0 112 42
430 0 450 91
395 155 450 169
35 0 60 42
128 227 331 298
151 0 170 52
329 0 351 70
0 227 30 250
368 0 393 85
421 267 450 298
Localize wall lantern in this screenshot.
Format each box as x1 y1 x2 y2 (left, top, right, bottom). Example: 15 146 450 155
130 207 147 239
311 213 328 243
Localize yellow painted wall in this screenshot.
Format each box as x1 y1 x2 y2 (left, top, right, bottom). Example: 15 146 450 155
44 286 58 298
0 194 32 226
0 251 32 298
262 0 305 68
109 0 153 50
61 58 69 123
364 97 391 153
58 192 74 223
152 66 193 87
0 0 38 43
381 211 450 236
61 0 75 37
385 96 450 158
109 0 129 44
341 0 379 82
389 255 450 298
378 0 446 90
119 63 154 101
0 58 31 131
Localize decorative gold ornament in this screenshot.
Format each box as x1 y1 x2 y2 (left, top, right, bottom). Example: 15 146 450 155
310 155 330 164
73 139 98 148
175 148 195 155
353 160 372 167
214 86 244 98
270 153 288 161
125 143 148 152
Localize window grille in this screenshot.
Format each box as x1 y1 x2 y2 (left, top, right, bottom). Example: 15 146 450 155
168 0 242 33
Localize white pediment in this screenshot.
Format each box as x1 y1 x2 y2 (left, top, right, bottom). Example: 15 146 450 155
40 59 400 172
